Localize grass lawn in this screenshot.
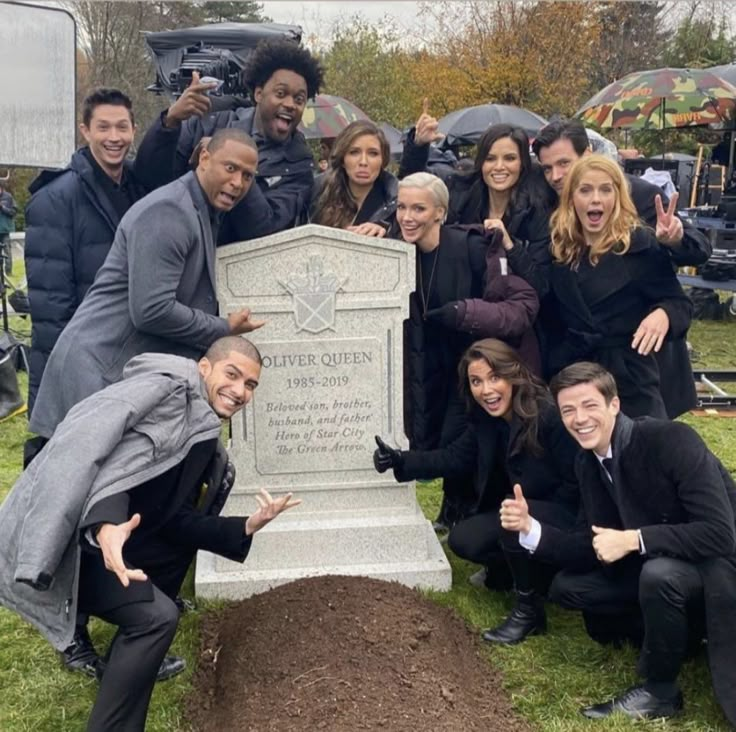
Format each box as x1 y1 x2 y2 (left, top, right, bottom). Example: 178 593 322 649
0 314 735 731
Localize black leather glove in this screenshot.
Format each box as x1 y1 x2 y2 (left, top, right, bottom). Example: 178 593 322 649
425 300 466 329
373 435 403 473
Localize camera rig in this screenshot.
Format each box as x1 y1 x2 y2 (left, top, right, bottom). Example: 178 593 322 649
144 21 303 100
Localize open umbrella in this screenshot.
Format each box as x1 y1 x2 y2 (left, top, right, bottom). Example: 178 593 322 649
298 94 370 140
436 103 548 146
576 67 736 130
378 122 404 159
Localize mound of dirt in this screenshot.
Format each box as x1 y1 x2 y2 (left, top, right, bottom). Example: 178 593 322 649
188 575 532 732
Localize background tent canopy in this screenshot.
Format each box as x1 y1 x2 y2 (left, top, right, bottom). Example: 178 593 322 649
144 22 302 98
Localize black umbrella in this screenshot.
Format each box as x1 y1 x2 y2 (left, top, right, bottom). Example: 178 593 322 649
378 122 404 159
436 103 548 146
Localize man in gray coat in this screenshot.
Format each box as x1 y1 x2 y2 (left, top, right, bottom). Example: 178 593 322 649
29 127 265 440
0 335 300 731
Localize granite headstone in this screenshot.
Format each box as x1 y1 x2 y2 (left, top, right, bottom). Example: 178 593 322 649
195 224 451 598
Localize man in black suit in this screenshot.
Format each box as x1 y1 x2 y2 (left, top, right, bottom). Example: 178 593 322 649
0 336 300 731
532 119 711 418
500 361 736 724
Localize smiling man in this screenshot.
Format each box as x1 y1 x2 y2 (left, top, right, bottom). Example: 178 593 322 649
137 38 324 241
30 128 266 443
0 336 300 731
499 361 736 724
24 89 150 419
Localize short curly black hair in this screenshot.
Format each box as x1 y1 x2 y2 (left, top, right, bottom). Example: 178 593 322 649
243 39 324 99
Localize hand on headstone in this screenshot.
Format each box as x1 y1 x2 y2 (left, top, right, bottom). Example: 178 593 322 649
373 436 402 473
245 488 302 536
228 308 266 334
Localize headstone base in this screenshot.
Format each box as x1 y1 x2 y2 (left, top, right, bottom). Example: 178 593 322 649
195 495 452 599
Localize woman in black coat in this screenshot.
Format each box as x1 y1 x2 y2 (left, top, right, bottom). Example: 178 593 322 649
400 115 553 293
547 155 693 419
375 337 580 644
307 120 397 236
396 170 540 452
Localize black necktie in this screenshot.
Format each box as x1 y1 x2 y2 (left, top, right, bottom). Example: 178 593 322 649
599 458 615 488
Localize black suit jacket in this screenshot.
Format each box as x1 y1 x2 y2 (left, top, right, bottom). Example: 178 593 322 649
397 402 580 514
535 413 736 725
78 440 249 613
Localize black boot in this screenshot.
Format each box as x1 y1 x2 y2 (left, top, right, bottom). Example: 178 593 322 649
61 624 100 677
482 590 547 644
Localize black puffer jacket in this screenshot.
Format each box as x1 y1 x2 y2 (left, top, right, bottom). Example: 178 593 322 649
24 151 147 412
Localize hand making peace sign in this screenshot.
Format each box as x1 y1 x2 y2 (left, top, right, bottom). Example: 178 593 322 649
654 192 684 246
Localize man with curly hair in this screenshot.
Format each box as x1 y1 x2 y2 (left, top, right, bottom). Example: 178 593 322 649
137 38 324 241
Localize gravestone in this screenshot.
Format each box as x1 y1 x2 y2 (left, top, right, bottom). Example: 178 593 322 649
195 225 451 598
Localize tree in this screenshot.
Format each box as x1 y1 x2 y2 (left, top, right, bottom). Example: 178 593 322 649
414 1 601 118
589 2 667 88
321 17 418 129
665 5 736 68
200 2 270 24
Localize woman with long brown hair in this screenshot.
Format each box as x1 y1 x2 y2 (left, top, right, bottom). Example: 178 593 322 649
375 338 579 644
307 120 396 236
547 154 692 418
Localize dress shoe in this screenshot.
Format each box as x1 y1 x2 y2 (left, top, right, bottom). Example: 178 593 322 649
482 591 546 645
175 596 196 614
581 685 683 720
96 655 186 683
61 625 100 678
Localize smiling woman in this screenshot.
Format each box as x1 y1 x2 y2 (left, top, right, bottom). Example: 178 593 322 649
545 154 693 419
373 337 580 644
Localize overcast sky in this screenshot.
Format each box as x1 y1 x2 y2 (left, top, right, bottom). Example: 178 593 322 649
260 1 430 46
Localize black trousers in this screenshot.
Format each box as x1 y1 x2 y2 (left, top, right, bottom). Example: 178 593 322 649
448 498 577 591
550 557 706 683
84 584 180 732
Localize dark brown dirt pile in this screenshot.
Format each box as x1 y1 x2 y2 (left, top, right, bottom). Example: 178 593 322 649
188 575 533 732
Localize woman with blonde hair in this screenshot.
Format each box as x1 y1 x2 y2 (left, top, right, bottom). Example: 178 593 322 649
396 172 541 527
307 120 396 236
547 154 692 418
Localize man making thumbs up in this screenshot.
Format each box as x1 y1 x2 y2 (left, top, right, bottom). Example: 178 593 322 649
501 360 736 725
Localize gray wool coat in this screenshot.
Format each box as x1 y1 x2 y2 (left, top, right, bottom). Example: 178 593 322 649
0 353 223 651
29 171 230 438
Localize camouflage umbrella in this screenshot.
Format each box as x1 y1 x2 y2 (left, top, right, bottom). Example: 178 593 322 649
576 67 736 130
298 94 371 140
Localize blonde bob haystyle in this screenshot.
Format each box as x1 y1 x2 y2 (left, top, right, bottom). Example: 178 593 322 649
550 154 642 267
398 172 449 223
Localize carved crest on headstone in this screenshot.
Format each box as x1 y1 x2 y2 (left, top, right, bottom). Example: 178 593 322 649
279 255 348 334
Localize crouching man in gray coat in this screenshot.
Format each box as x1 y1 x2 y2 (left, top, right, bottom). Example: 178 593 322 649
0 336 300 731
